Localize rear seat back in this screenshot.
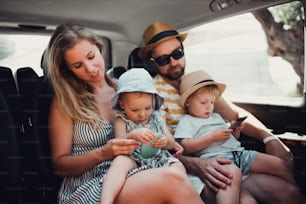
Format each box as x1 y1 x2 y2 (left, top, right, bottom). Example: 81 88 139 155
32 77 60 202
0 74 23 203
14 66 47 202
0 66 23 132
28 52 60 203
127 47 157 76
14 61 60 203
16 67 41 135
107 66 127 79
107 47 157 80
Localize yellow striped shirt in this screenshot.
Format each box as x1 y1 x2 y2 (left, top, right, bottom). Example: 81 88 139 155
154 74 185 134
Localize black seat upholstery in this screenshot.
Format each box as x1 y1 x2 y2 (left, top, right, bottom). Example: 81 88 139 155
0 91 22 203
107 47 157 79
14 52 60 203
14 66 48 202
0 66 18 97
0 66 27 201
21 51 60 203
30 77 60 203
126 47 157 76
0 66 23 131
107 66 127 79
16 67 41 135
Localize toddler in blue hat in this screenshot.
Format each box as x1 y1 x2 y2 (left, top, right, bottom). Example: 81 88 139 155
100 68 185 204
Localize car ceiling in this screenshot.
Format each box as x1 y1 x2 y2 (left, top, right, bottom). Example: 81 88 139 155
0 0 294 46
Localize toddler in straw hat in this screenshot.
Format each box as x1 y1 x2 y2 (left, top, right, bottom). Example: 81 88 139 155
174 70 297 204
100 68 186 204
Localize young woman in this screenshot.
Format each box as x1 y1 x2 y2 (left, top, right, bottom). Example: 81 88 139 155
47 22 203 204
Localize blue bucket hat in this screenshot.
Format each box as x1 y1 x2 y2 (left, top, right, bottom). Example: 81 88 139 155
111 68 164 110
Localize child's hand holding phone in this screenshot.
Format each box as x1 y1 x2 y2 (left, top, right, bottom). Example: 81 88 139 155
229 116 247 130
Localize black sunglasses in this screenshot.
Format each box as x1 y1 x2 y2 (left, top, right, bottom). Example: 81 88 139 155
150 47 184 66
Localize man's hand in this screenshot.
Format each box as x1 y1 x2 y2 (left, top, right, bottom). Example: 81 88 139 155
178 156 233 192
197 157 233 192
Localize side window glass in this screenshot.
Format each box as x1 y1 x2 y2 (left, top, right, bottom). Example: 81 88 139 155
0 34 110 76
184 1 304 106
0 34 49 76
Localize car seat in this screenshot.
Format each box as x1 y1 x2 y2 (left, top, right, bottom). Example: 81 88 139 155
25 51 60 203
126 47 157 76
15 67 41 136
31 76 60 203
13 52 60 203
107 65 127 79
0 66 23 133
0 91 23 203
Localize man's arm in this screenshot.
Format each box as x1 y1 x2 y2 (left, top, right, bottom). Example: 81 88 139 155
231 103 294 171
215 97 294 171
178 154 233 192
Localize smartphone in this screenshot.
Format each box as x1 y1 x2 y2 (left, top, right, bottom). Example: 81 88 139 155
140 133 163 159
229 116 247 130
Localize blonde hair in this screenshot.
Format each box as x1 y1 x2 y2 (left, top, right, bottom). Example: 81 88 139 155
47 22 116 127
189 84 221 100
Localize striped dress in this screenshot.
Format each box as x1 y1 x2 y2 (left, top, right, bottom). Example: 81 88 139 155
58 120 114 204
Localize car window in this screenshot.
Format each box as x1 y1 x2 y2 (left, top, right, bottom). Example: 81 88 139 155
0 34 111 76
184 1 304 106
0 34 49 76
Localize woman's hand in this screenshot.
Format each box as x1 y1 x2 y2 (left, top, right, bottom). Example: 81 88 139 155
102 138 139 159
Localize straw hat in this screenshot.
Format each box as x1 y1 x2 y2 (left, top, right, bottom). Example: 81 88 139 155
111 68 164 110
179 70 226 107
138 21 188 59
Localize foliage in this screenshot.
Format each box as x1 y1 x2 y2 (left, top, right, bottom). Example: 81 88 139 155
269 1 304 29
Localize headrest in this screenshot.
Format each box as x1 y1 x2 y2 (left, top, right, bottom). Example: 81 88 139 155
127 47 157 77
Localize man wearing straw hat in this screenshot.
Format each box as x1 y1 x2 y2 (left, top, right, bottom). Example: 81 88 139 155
138 20 300 203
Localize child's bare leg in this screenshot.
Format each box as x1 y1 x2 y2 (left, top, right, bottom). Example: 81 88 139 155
169 161 187 173
100 155 137 204
203 163 241 204
240 188 257 204
250 152 296 184
216 164 241 204
116 165 204 204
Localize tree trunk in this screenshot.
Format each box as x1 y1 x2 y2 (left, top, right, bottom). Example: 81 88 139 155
252 9 304 94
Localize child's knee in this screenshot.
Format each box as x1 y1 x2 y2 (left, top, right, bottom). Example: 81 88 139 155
170 161 186 173
225 163 242 181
